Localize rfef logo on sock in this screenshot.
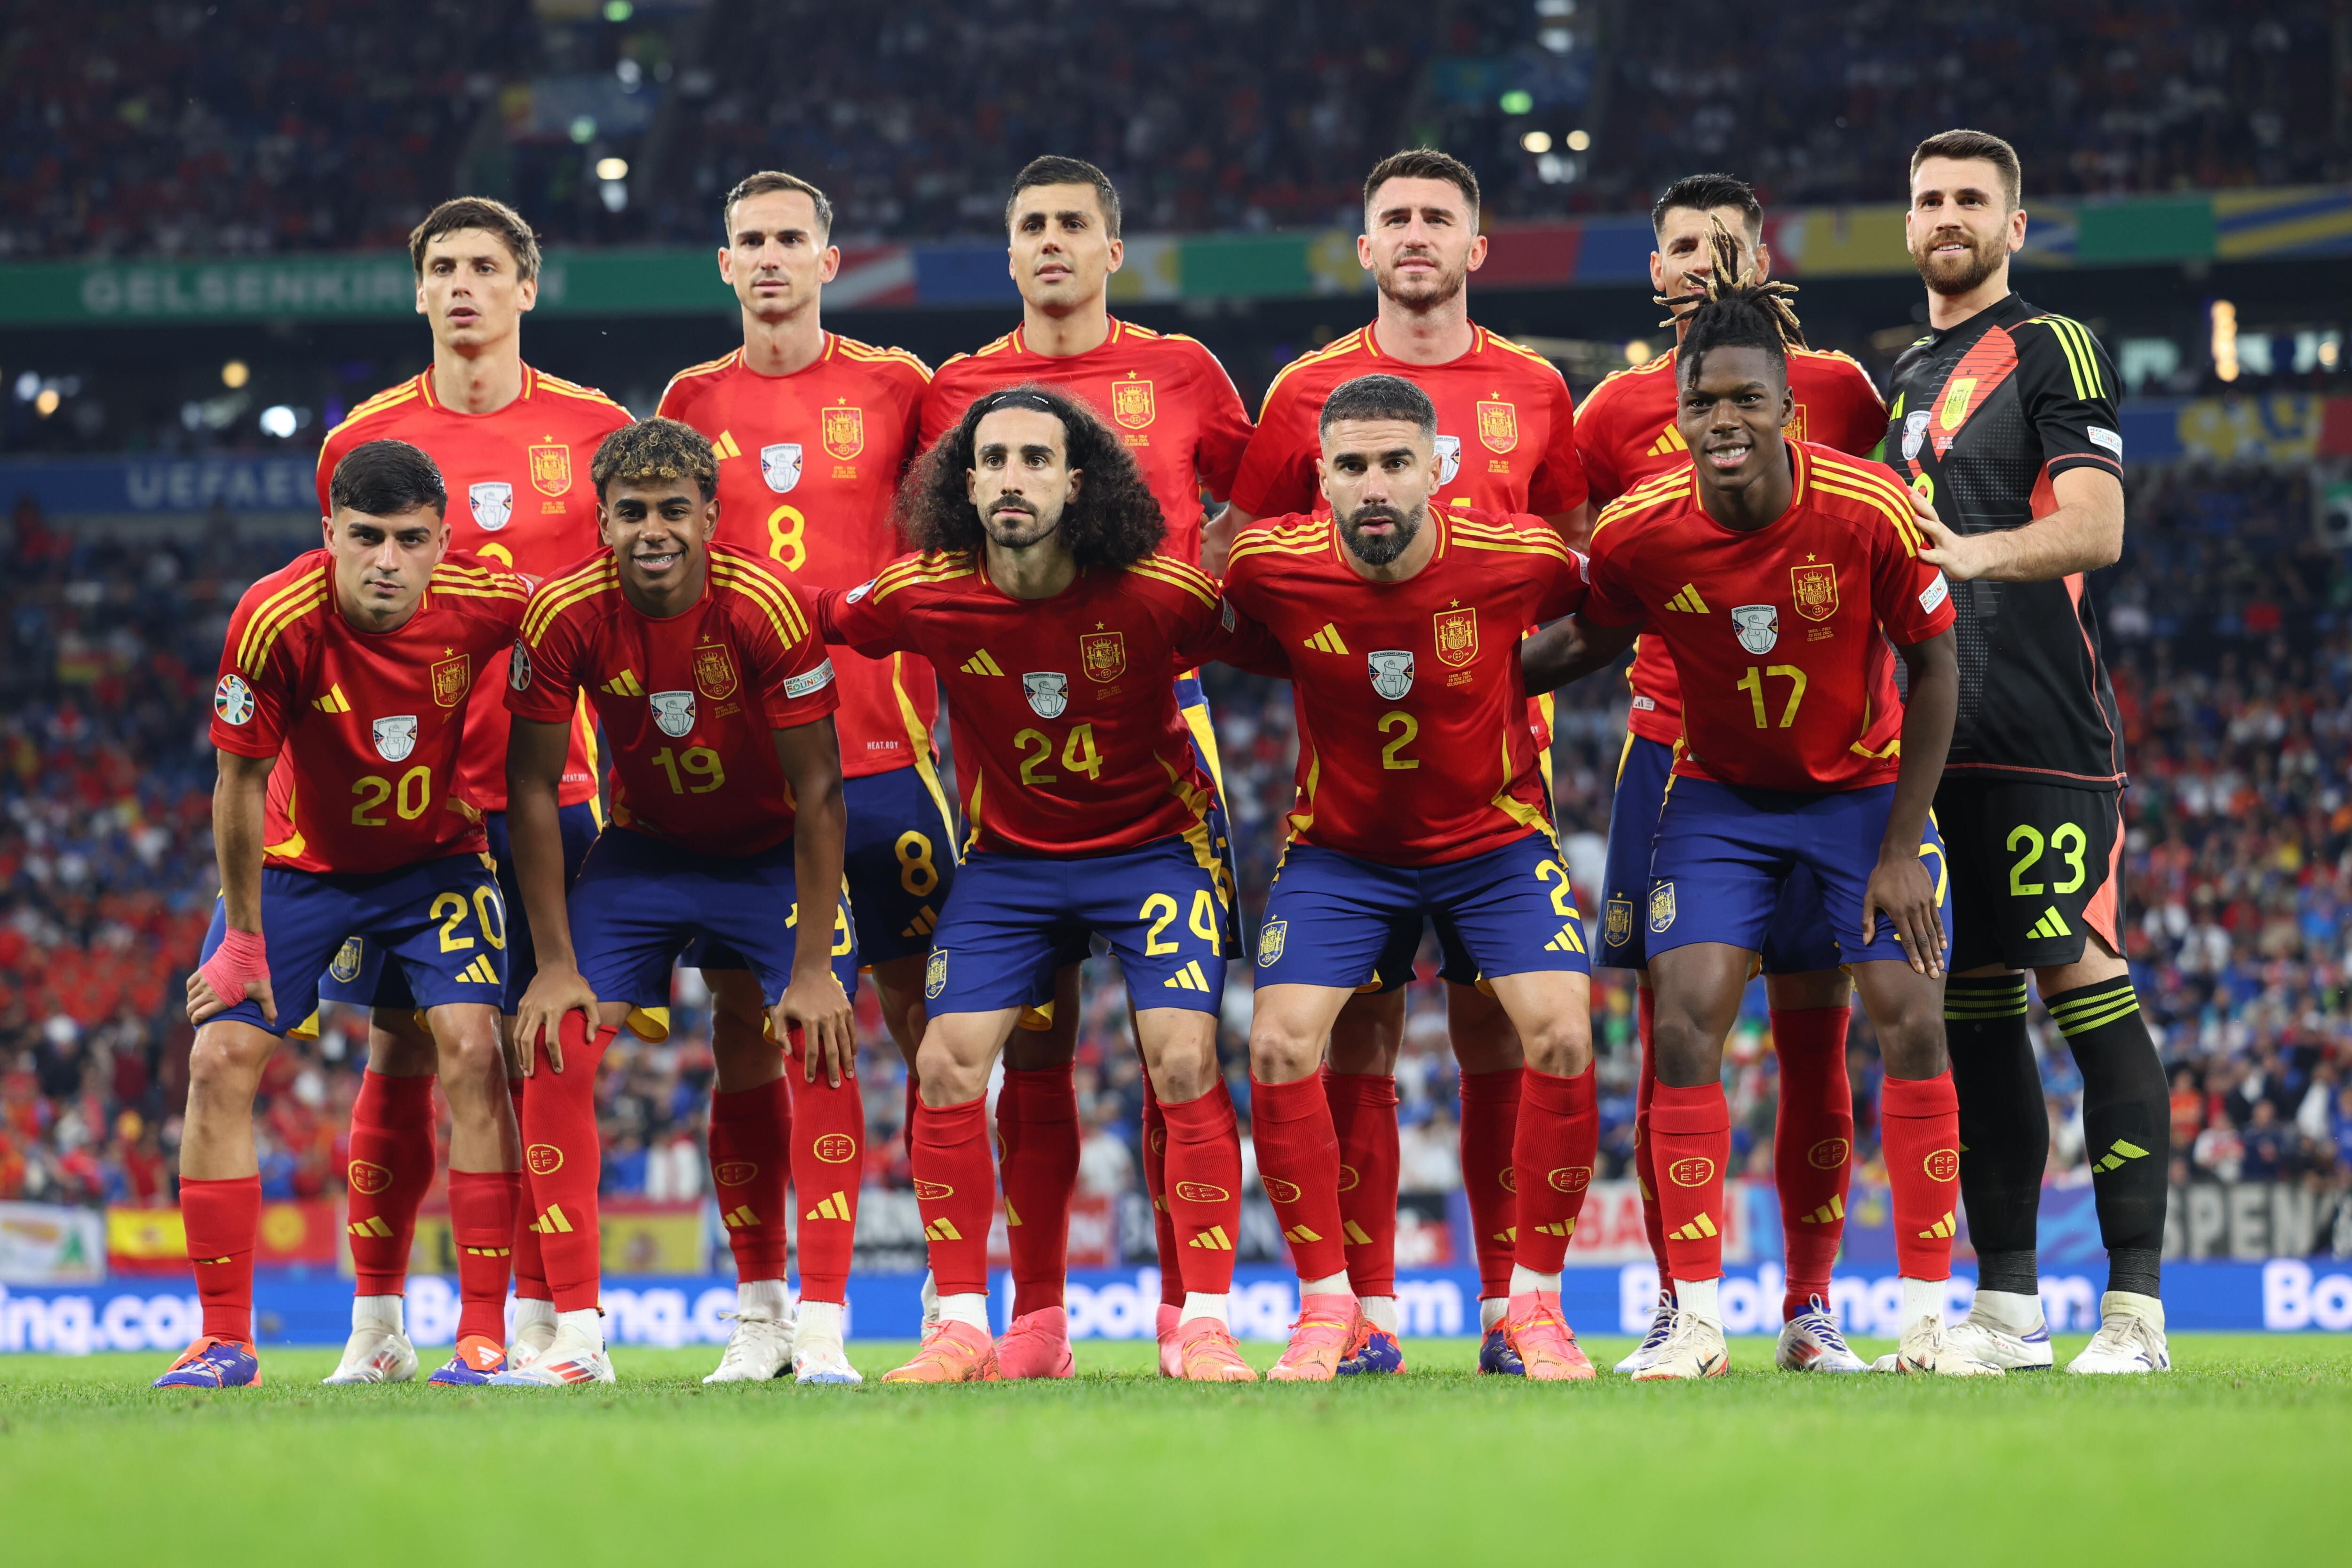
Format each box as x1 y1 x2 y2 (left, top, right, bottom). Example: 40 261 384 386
1923 1148 1960 1181
1260 1176 1301 1204
1808 1137 1850 1170
526 1144 563 1176
1336 1163 1360 1193
813 1133 858 1163
347 1160 390 1195
913 1178 953 1200
714 1161 758 1186
1548 1165 1592 1193
1498 1168 1518 1194
1173 1181 1231 1203
1669 1156 1716 1187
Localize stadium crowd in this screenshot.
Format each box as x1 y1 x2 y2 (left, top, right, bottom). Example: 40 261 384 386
2 455 2348 1226
7 0 2346 261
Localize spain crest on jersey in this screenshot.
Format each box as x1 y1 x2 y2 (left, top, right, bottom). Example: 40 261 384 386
1112 378 1156 430
821 405 865 461
1605 897 1634 950
1476 400 1519 454
329 937 366 984
1432 607 1478 668
430 654 470 708
1080 630 1126 684
469 481 514 531
1649 882 1677 933
1434 434 1462 486
1788 404 1809 443
650 691 696 739
693 642 739 700
528 443 573 497
1790 563 1839 621
760 443 803 493
1256 918 1287 968
925 948 948 1001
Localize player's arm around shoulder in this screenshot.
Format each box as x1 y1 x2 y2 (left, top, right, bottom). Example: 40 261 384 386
814 550 947 653
1518 512 1637 692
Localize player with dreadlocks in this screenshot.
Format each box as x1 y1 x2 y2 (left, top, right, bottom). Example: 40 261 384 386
1522 280 1991 1377
818 385 1286 1383
1572 184 1891 1377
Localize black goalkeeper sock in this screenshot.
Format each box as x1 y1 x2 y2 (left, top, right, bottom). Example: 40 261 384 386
1945 974 2045 1289
2048 975 2169 1298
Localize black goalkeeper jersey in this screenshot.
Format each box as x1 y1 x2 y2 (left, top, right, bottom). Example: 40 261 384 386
1885 292 2128 791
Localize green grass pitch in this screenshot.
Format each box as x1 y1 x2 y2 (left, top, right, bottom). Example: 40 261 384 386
4 1335 2345 1564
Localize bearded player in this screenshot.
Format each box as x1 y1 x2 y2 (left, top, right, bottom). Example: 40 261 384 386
1217 149 1589 1373
311 198 627 1384
1575 178 1887 1375
921 157 1256 1375
823 386 1281 1384
497 419 856 1387
1894 130 2166 1374
157 441 529 1388
1523 282 1991 1377
1226 374 1599 1383
656 170 940 1384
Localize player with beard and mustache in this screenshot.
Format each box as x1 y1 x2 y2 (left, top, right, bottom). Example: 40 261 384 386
1214 147 1590 1378
1884 129 2170 1376
1224 374 1600 1382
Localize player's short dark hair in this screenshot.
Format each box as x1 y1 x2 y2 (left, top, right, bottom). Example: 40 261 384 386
590 417 716 503
896 383 1163 567
1318 374 1438 440
329 439 446 518
408 197 541 283
1911 128 2022 212
1005 156 1122 239
1363 149 1480 221
1652 173 1762 241
1673 217 1809 390
723 170 835 242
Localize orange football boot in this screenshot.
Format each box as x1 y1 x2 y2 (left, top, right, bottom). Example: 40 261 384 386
1265 1292 1359 1383
1503 1290 1597 1381
1176 1318 1258 1382
881 1321 1002 1384
993 1306 1074 1379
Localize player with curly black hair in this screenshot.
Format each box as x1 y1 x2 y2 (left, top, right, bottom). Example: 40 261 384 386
822 385 1284 1385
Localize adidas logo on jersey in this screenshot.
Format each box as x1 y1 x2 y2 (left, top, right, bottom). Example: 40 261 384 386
1918 1211 1957 1240
602 669 645 697
1544 924 1584 954
960 650 1004 676
1531 1219 1575 1238
923 1218 962 1243
1665 585 1711 614
456 955 499 984
709 430 743 461
1668 1213 1718 1242
805 1191 852 1222
531 1205 574 1235
1303 623 1349 654
312 684 351 713
1188 1226 1234 1251
720 1204 759 1229
1162 960 1211 993
2090 1138 2150 1174
1342 1221 1375 1246
900 905 938 939
350 1215 393 1239
1798 1197 1846 1224
1647 424 1689 457
2029 905 2072 940
1282 1224 1323 1245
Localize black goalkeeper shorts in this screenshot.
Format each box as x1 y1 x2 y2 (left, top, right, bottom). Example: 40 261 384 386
1937 775 2124 973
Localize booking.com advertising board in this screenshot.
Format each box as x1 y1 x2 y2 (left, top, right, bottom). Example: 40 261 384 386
2 1180 2347 1352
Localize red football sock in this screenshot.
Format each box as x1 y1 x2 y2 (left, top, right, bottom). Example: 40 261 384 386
1650 1081 1730 1286
1457 1067 1521 1299
995 1063 1078 1319
1324 1069 1399 1298
788 1031 866 1305
1772 1005 1854 1318
445 1168 519 1346
518 1015 614 1314
1881 1070 1962 1281
913 1095 995 1297
708 1077 790 1284
1513 1066 1599 1273
1160 1081 1244 1295
1249 1075 1348 1283
1633 986 1671 1287
507 1077 550 1303
1140 1080 1183 1308
344 1069 435 1297
181 1174 262 1343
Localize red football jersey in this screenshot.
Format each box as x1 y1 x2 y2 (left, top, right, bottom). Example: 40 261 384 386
211 550 529 875
656 334 940 780
1574 344 1888 746
315 364 628 812
1581 442 1955 794
920 318 1253 566
507 543 839 856
1229 324 1588 523
1222 507 1587 867
818 554 1274 857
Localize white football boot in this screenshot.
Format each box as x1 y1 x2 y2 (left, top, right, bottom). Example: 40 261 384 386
1943 1292 2057 1371
2066 1291 2170 1375
505 1297 559 1373
703 1297 798 1384
1891 1313 2002 1377
792 1302 863 1385
321 1298 418 1385
1614 1290 1677 1375
1774 1295 1868 1372
489 1313 614 1386
1629 1308 1729 1381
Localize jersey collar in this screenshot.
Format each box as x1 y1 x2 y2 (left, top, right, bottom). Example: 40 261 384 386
1007 316 1124 359
416 361 537 413
1361 321 1485 367
1927 291 2027 345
